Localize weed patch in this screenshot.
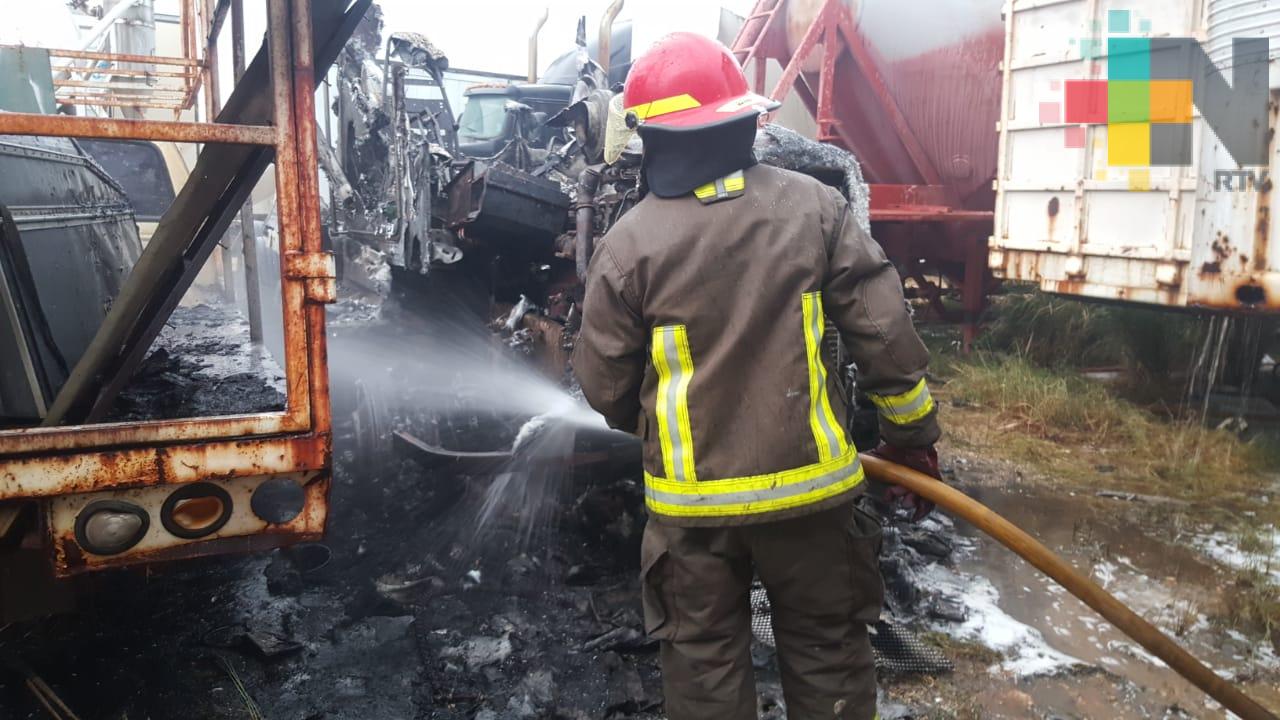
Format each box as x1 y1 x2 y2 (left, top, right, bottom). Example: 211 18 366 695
940 354 1277 498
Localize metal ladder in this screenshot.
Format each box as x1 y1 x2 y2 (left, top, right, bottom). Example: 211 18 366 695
730 0 784 69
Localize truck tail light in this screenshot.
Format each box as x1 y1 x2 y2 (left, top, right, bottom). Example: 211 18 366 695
161 483 232 539
74 501 149 556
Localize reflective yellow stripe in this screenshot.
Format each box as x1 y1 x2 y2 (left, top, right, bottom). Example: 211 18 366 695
673 327 697 482
629 93 701 121
693 170 746 204
802 292 848 462
868 377 935 425
645 446 865 518
652 325 697 482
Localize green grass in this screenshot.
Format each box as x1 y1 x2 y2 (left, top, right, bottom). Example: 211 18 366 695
942 353 1279 497
977 288 1206 377
1221 567 1280 651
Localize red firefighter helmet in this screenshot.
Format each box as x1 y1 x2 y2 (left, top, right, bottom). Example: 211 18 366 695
623 32 779 131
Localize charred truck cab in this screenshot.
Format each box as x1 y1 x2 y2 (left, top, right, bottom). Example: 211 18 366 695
457 83 573 158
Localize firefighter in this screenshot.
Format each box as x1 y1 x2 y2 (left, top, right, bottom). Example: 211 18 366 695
573 32 943 720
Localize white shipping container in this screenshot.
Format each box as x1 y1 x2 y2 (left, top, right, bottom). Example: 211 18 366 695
992 0 1280 311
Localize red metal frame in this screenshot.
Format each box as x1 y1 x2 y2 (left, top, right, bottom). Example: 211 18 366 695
732 0 995 347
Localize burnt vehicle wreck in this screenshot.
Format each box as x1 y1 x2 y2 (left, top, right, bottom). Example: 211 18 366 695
321 14 958 688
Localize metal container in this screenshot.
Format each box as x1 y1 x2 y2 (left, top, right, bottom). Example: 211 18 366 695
993 0 1280 311
784 0 1005 201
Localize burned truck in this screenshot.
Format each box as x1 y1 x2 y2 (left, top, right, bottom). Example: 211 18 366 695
325 20 881 461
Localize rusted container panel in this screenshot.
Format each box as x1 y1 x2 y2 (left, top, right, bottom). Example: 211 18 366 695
993 0 1280 311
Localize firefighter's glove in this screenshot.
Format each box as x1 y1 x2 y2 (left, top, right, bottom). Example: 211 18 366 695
868 442 941 522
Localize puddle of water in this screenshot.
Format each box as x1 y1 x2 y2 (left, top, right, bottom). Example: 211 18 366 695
931 484 1278 718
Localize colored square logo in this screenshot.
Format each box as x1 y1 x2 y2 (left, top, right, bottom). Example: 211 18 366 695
1109 10 1131 34
1109 123 1151 166
1109 80 1150 123
1151 123 1193 166
1149 80 1193 123
1065 80 1108 123
1108 37 1150 80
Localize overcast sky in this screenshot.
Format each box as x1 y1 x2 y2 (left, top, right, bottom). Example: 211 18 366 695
376 0 756 76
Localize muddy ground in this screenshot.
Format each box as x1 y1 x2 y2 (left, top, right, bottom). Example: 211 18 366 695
2 303 1278 719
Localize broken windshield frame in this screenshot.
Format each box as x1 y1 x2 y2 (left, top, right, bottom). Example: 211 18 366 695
457 94 509 142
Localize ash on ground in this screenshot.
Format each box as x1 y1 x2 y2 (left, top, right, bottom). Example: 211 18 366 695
1 301 954 720
106 303 286 422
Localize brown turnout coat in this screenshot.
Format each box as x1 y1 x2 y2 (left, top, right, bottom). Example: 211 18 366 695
574 163 939 526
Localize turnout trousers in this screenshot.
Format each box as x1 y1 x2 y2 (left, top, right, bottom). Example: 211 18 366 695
640 503 884 720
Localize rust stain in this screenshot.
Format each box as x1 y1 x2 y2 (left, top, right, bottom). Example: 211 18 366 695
1256 92 1279 273
0 111 275 145
0 434 329 500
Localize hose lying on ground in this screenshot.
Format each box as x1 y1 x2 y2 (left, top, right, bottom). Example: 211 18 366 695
860 453 1279 720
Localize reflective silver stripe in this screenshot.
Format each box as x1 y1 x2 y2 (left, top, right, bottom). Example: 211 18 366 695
661 328 691 482
645 457 863 508
808 298 843 459
872 382 934 425
889 388 931 421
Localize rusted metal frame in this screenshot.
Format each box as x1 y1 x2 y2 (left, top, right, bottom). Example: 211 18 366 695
269 0 316 434
0 113 275 145
51 98 186 111
76 0 315 429
50 64 197 80
233 0 264 343
175 0 205 117
206 0 233 49
201 0 236 303
0 433 328 500
289 0 335 437
871 208 994 222
183 0 199 113
0 413 299 458
31 6 307 429
32 47 201 67
202 0 223 121
815 17 838 138
829 0 941 186
0 0 361 456
53 78 190 93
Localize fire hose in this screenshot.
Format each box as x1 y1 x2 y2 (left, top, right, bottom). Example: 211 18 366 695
860 453 1279 720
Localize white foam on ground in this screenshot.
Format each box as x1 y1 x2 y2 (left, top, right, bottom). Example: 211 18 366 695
918 561 1081 677
1192 526 1280 585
